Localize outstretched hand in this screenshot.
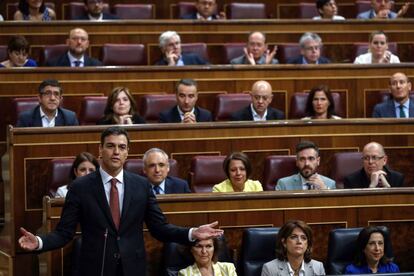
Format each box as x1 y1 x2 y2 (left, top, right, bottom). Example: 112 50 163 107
18 227 39 251
243 47 256 65
265 45 278 64
397 2 410 18
191 221 224 241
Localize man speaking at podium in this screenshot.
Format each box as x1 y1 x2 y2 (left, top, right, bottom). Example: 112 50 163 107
18 126 223 275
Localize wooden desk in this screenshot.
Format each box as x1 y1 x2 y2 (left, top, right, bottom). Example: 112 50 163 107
39 189 414 276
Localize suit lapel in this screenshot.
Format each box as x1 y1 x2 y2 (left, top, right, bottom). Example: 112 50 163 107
164 177 171 194
172 106 182 123
408 100 414 117
55 108 64 126
32 106 42 126
294 174 302 189
120 171 133 228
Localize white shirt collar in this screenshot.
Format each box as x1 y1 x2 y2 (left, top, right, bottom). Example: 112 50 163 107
250 103 268 121
151 179 166 195
287 261 305 276
196 12 213 20
67 51 85 67
88 13 103 21
177 106 195 121
39 106 58 127
99 167 124 185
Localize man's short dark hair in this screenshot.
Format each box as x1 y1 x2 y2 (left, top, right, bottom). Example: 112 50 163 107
100 126 130 145
38 79 63 95
175 79 197 93
316 0 330 10
296 140 319 157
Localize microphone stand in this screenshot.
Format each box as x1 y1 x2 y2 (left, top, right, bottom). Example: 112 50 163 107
100 228 108 276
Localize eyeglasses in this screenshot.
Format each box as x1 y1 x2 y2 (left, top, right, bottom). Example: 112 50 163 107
40 90 61 97
362 156 384 162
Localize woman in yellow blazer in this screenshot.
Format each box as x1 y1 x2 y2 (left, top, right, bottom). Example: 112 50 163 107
213 152 263 192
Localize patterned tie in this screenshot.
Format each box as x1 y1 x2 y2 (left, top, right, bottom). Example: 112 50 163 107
153 185 161 195
399 105 406 118
305 183 313 190
110 178 120 230
73 60 81 67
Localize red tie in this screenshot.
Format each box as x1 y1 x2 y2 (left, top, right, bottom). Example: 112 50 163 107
110 178 120 230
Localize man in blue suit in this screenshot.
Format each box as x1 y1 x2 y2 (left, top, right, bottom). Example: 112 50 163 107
373 72 413 118
356 0 409 19
143 148 191 194
16 79 79 127
46 28 102 67
275 140 336 190
287 32 330 65
154 31 209 66
159 79 212 123
75 0 120 20
180 0 225 20
18 126 223 276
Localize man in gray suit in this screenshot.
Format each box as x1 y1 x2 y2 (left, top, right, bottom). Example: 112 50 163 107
372 72 413 118
275 140 335 190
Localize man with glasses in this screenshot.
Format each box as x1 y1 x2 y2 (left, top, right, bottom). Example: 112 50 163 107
46 28 102 67
231 80 284 121
16 79 79 127
75 0 119 20
287 32 331 64
357 0 410 19
181 0 225 20
275 140 336 190
344 142 404 188
372 72 413 118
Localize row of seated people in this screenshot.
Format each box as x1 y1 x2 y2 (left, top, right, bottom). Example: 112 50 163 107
1 0 412 21
13 73 413 128
47 139 404 198
1 29 412 67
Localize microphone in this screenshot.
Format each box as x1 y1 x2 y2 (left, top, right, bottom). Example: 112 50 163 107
100 228 108 276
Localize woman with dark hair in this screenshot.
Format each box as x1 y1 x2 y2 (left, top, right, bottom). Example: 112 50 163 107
13 0 56 21
178 238 237 276
302 85 341 120
354 31 400 64
212 152 262 192
0 35 37 68
345 226 399 274
262 220 325 276
97 87 146 125
55 152 100 198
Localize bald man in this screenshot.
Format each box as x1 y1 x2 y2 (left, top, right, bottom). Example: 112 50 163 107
46 28 102 67
344 142 404 189
230 80 284 121
373 72 414 118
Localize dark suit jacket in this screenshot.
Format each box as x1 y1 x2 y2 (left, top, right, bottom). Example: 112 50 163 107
230 106 285 121
180 12 219 19
96 113 146 125
16 105 79 127
75 12 120 20
46 52 102 67
163 176 191 194
286 55 331 64
40 170 190 276
344 167 404 189
159 106 212 123
154 53 208 65
372 99 414 118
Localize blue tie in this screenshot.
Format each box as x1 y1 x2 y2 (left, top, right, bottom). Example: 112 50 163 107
153 185 161 195
399 105 406 118
73 60 81 67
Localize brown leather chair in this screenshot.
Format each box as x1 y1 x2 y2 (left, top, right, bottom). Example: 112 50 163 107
214 93 251 121
0 45 7 62
355 0 372 15
189 156 227 193
172 2 197 18
12 97 39 125
329 152 363 189
63 2 86 19
124 158 179 177
262 155 297 190
79 96 107 125
277 44 301 64
298 2 319 18
139 94 177 123
182 43 209 61
225 3 267 19
39 44 68 66
351 42 398 62
222 43 245 64
289 92 345 119
113 4 155 19
101 43 146 66
48 158 74 197
7 2 55 20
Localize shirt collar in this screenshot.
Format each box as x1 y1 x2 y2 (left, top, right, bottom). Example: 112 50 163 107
302 56 319 65
88 13 103 21
287 261 305 276
99 167 124 185
67 51 85 67
39 106 58 120
196 12 213 20
177 106 195 120
151 179 166 194
394 98 410 109
250 104 268 121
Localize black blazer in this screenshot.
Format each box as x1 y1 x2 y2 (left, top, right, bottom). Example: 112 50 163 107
230 106 285 121
40 170 190 275
163 176 191 194
46 52 102 67
75 12 120 20
286 55 331 64
159 106 212 123
344 167 404 189
154 53 208 66
96 113 146 125
16 105 79 127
